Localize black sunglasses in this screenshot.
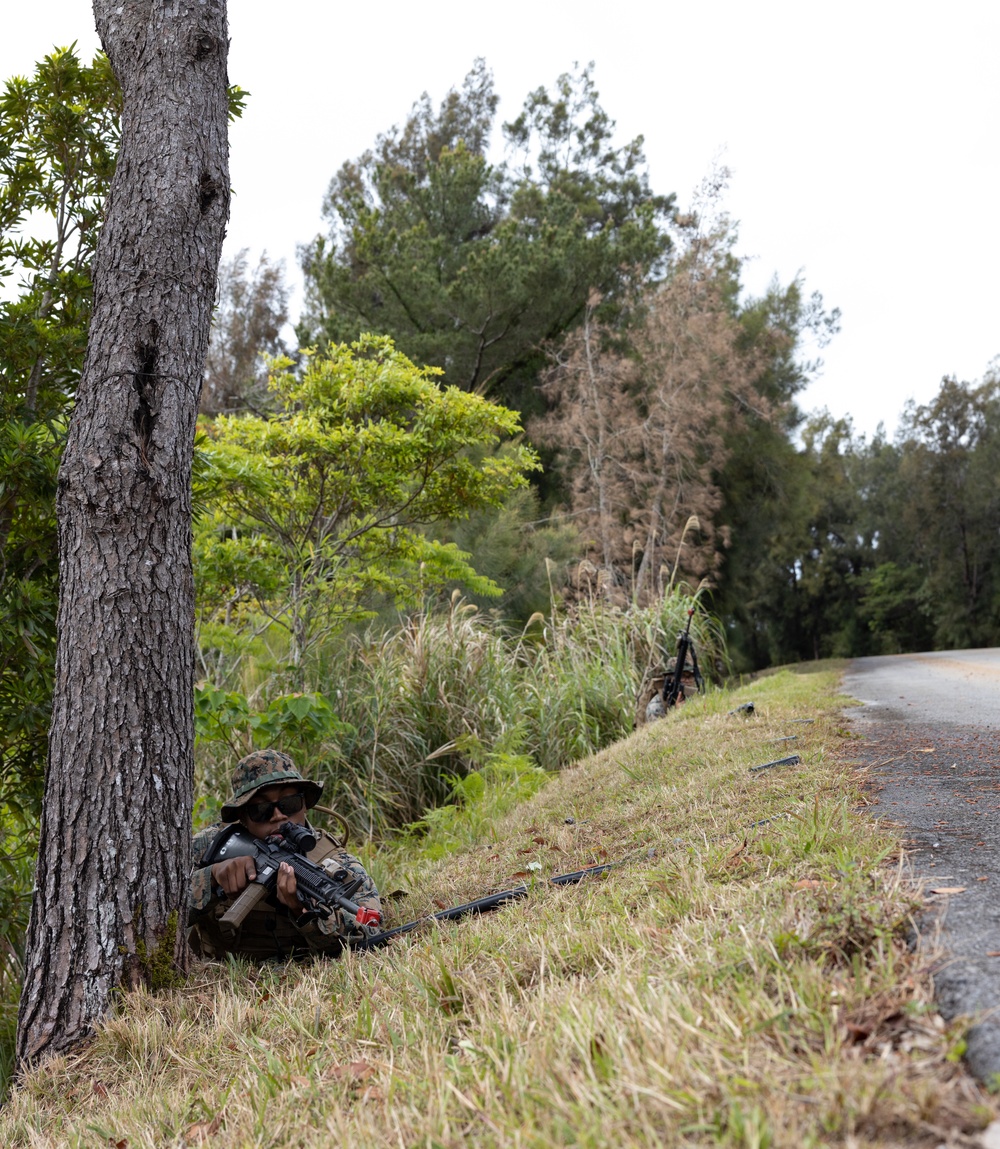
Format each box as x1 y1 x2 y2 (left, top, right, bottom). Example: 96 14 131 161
244 793 306 823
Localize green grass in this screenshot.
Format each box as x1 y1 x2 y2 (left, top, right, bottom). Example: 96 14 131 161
1 667 994 1147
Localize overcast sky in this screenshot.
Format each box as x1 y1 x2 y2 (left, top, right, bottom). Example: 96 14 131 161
3 1 997 437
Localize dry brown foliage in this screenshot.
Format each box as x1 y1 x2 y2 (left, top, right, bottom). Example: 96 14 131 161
535 192 790 605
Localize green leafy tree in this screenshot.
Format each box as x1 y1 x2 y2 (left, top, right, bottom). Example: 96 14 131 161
0 419 60 812
299 60 673 416
195 335 540 684
783 415 874 660
0 47 120 808
710 371 1000 667
0 46 120 419
857 560 934 653
432 485 580 624
845 428 932 653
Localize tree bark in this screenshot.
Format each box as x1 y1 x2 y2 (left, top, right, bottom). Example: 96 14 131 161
16 0 230 1067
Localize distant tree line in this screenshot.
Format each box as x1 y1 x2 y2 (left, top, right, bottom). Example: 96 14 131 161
731 373 1000 666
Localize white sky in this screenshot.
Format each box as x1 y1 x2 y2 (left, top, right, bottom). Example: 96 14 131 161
3 1 997 438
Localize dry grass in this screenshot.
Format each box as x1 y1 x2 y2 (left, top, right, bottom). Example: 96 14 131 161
2 668 995 1147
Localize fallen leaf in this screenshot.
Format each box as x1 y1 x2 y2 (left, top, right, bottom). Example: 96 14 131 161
978 876 989 882
508 871 529 879
928 886 966 895
361 1085 384 1101
726 838 749 865
987 951 1000 958
93 1081 109 1099
433 899 446 910
794 879 826 890
325 1060 375 1084
182 1115 222 1144
532 836 547 845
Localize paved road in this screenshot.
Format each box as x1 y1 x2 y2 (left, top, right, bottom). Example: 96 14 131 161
844 649 1000 1083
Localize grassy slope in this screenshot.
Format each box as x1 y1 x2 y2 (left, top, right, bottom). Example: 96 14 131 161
2 668 995 1148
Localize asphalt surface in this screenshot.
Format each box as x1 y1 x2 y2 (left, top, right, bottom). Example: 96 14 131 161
843 650 1000 1084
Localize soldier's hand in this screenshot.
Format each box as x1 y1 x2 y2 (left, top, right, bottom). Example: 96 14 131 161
276 861 302 913
211 855 256 895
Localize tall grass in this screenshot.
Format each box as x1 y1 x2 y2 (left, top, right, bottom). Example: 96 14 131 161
195 590 725 840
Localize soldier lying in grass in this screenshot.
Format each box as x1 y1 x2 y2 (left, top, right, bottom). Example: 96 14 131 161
188 749 381 960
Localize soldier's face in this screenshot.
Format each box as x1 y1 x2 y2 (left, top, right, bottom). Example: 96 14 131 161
241 784 309 838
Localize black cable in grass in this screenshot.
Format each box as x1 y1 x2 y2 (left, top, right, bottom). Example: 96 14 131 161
354 800 821 949
749 754 801 774
704 809 799 844
351 804 802 950
354 747 813 951
745 812 795 829
349 862 621 950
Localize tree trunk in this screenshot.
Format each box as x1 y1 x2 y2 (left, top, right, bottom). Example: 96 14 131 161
16 0 230 1067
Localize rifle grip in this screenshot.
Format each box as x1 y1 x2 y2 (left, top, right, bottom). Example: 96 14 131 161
220 881 269 930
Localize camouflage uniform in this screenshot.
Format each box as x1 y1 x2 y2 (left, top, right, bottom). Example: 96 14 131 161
188 749 380 961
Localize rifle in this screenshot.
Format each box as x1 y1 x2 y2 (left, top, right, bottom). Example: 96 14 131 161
200 820 382 932
661 607 704 709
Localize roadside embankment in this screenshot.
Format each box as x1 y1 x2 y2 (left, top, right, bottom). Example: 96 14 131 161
2 667 995 1147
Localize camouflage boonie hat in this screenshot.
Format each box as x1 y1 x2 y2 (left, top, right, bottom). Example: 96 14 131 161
220 749 323 822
